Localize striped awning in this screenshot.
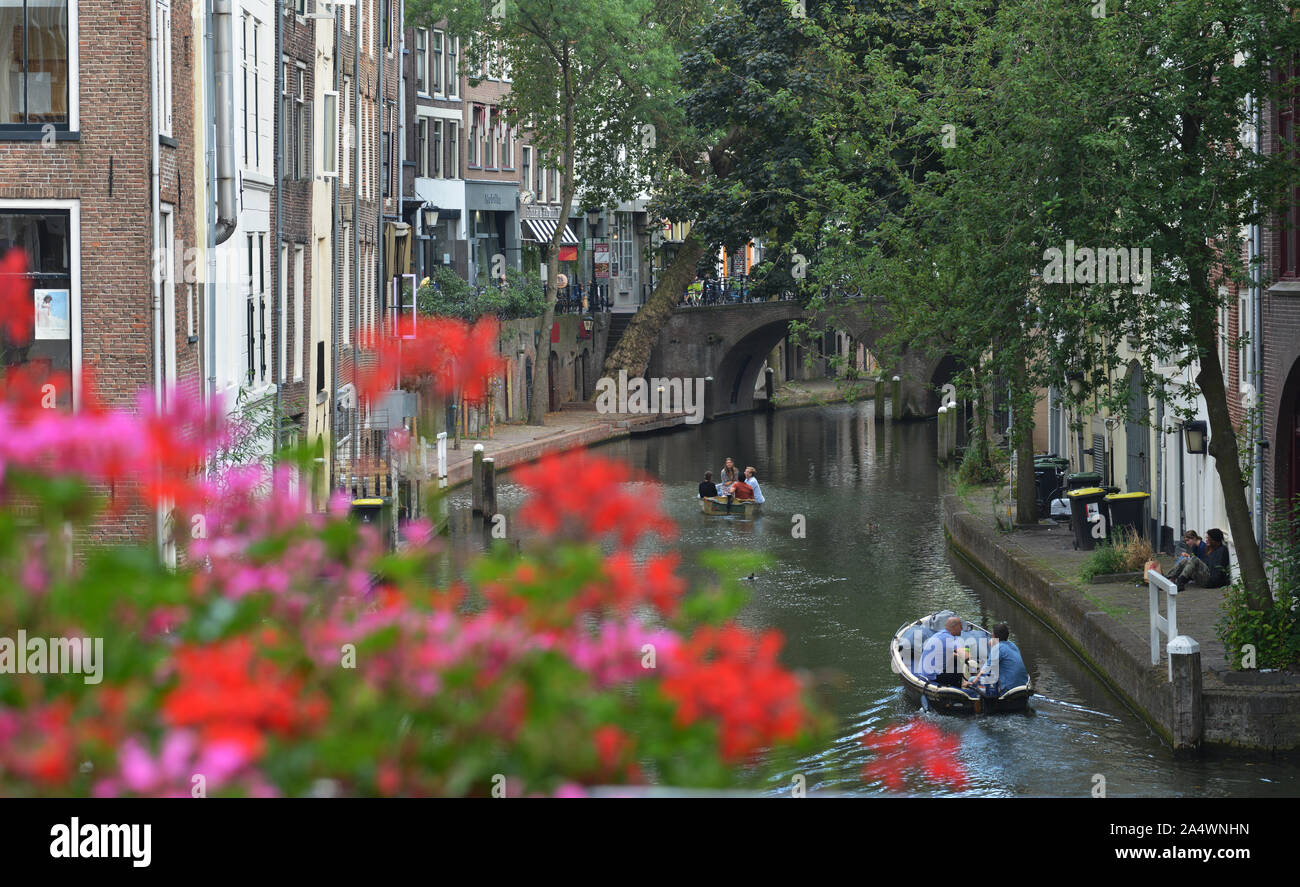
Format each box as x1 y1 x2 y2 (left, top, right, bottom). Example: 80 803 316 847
522 218 580 245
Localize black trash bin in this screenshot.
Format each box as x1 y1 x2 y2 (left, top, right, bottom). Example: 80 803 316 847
1067 471 1102 491
1105 492 1150 540
1067 487 1109 550
1034 464 1065 518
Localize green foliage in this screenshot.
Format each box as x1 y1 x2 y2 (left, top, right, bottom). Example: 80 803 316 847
1219 500 1300 669
1081 544 1127 582
957 440 1002 486
417 267 547 321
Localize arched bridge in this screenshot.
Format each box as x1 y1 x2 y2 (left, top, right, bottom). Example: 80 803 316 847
645 299 954 418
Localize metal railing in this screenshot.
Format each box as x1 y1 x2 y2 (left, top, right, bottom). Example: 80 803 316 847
555 283 611 314
1148 569 1179 680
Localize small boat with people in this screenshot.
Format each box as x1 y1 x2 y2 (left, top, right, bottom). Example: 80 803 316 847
697 457 765 518
890 610 1034 714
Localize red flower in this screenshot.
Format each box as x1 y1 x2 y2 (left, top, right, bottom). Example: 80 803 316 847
860 720 968 792
514 450 676 548
356 316 505 405
0 247 33 345
661 625 809 761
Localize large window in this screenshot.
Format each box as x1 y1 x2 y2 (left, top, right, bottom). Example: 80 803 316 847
446 36 458 99
0 207 73 408
467 104 480 167
1280 62 1299 280
242 14 259 167
245 233 267 388
431 118 442 178
321 90 337 177
522 146 532 198
156 0 172 136
613 212 633 278
0 0 70 128
414 28 427 94
432 30 443 95
416 117 427 177
446 120 458 178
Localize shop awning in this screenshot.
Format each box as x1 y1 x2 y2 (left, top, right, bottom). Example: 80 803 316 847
522 218 579 246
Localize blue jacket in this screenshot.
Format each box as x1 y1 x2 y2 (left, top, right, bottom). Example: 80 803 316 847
917 631 962 681
974 640 1029 694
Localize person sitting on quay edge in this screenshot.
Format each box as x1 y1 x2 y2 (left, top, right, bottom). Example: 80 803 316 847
1174 529 1206 563
1159 527 1231 591
917 616 966 689
963 623 1029 698
743 466 765 504
699 471 717 499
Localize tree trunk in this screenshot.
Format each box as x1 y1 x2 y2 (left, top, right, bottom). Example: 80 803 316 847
1192 311 1272 609
527 265 559 427
602 233 705 378
1012 354 1038 525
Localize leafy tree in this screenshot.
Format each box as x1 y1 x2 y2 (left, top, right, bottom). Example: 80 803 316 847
413 0 680 423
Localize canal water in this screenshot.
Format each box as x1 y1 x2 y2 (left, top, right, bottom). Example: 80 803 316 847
446 402 1300 797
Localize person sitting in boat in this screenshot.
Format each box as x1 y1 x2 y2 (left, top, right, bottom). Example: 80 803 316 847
730 476 755 501
699 471 717 499
743 466 765 504
917 616 966 688
718 458 740 495
963 623 1029 698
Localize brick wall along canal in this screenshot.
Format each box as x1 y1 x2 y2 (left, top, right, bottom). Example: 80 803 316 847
444 402 1300 796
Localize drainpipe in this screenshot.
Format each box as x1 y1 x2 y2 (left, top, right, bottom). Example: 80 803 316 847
351 0 361 483
213 0 238 245
205 0 218 406
1155 384 1165 549
330 6 340 491
150 0 164 558
273 0 283 451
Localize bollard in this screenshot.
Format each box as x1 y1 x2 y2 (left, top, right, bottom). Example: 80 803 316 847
937 405 948 463
471 444 485 515
890 375 902 421
1168 635 1203 752
482 457 497 523
947 400 959 456
764 366 776 409
703 376 715 422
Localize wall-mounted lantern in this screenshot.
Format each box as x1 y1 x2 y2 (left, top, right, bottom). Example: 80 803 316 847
1183 419 1208 455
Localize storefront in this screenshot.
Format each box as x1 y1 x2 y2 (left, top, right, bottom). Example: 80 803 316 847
465 182 520 285
519 203 579 287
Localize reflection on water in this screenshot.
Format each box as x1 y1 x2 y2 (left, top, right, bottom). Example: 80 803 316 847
446 402 1300 797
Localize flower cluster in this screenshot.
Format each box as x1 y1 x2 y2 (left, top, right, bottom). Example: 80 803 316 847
860 720 969 793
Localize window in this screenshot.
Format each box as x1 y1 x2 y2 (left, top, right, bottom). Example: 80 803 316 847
245 235 256 386
538 155 547 203
446 36 458 98
279 242 287 381
322 90 337 177
522 146 532 198
0 0 71 128
432 30 443 95
341 75 351 186
432 119 442 178
614 212 633 278
297 83 312 180
280 61 294 178
446 120 458 178
416 117 427 177
293 245 304 381
467 105 479 167
341 226 350 345
484 106 494 168
414 28 427 93
1280 61 1299 280
156 0 172 136
503 122 513 169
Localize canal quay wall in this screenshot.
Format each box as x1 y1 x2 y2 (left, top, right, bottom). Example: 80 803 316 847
443 380 873 489
943 488 1300 755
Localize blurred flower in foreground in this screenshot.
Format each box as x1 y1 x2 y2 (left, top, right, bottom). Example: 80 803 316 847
860 719 968 793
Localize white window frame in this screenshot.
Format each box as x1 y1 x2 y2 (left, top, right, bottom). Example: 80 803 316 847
446 36 459 99
156 0 173 137
0 200 82 404
293 245 305 382
322 89 338 177
446 119 459 178
432 29 444 96
417 117 428 177
279 242 288 381
415 28 428 94
522 145 532 198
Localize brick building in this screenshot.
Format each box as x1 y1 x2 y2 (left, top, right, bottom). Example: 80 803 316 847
0 0 197 545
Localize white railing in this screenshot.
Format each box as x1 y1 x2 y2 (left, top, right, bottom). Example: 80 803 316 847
436 431 448 484
1149 569 1179 680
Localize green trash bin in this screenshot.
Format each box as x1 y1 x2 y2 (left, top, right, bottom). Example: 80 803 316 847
1105 491 1150 540
1067 471 1102 491
1067 487 1109 550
